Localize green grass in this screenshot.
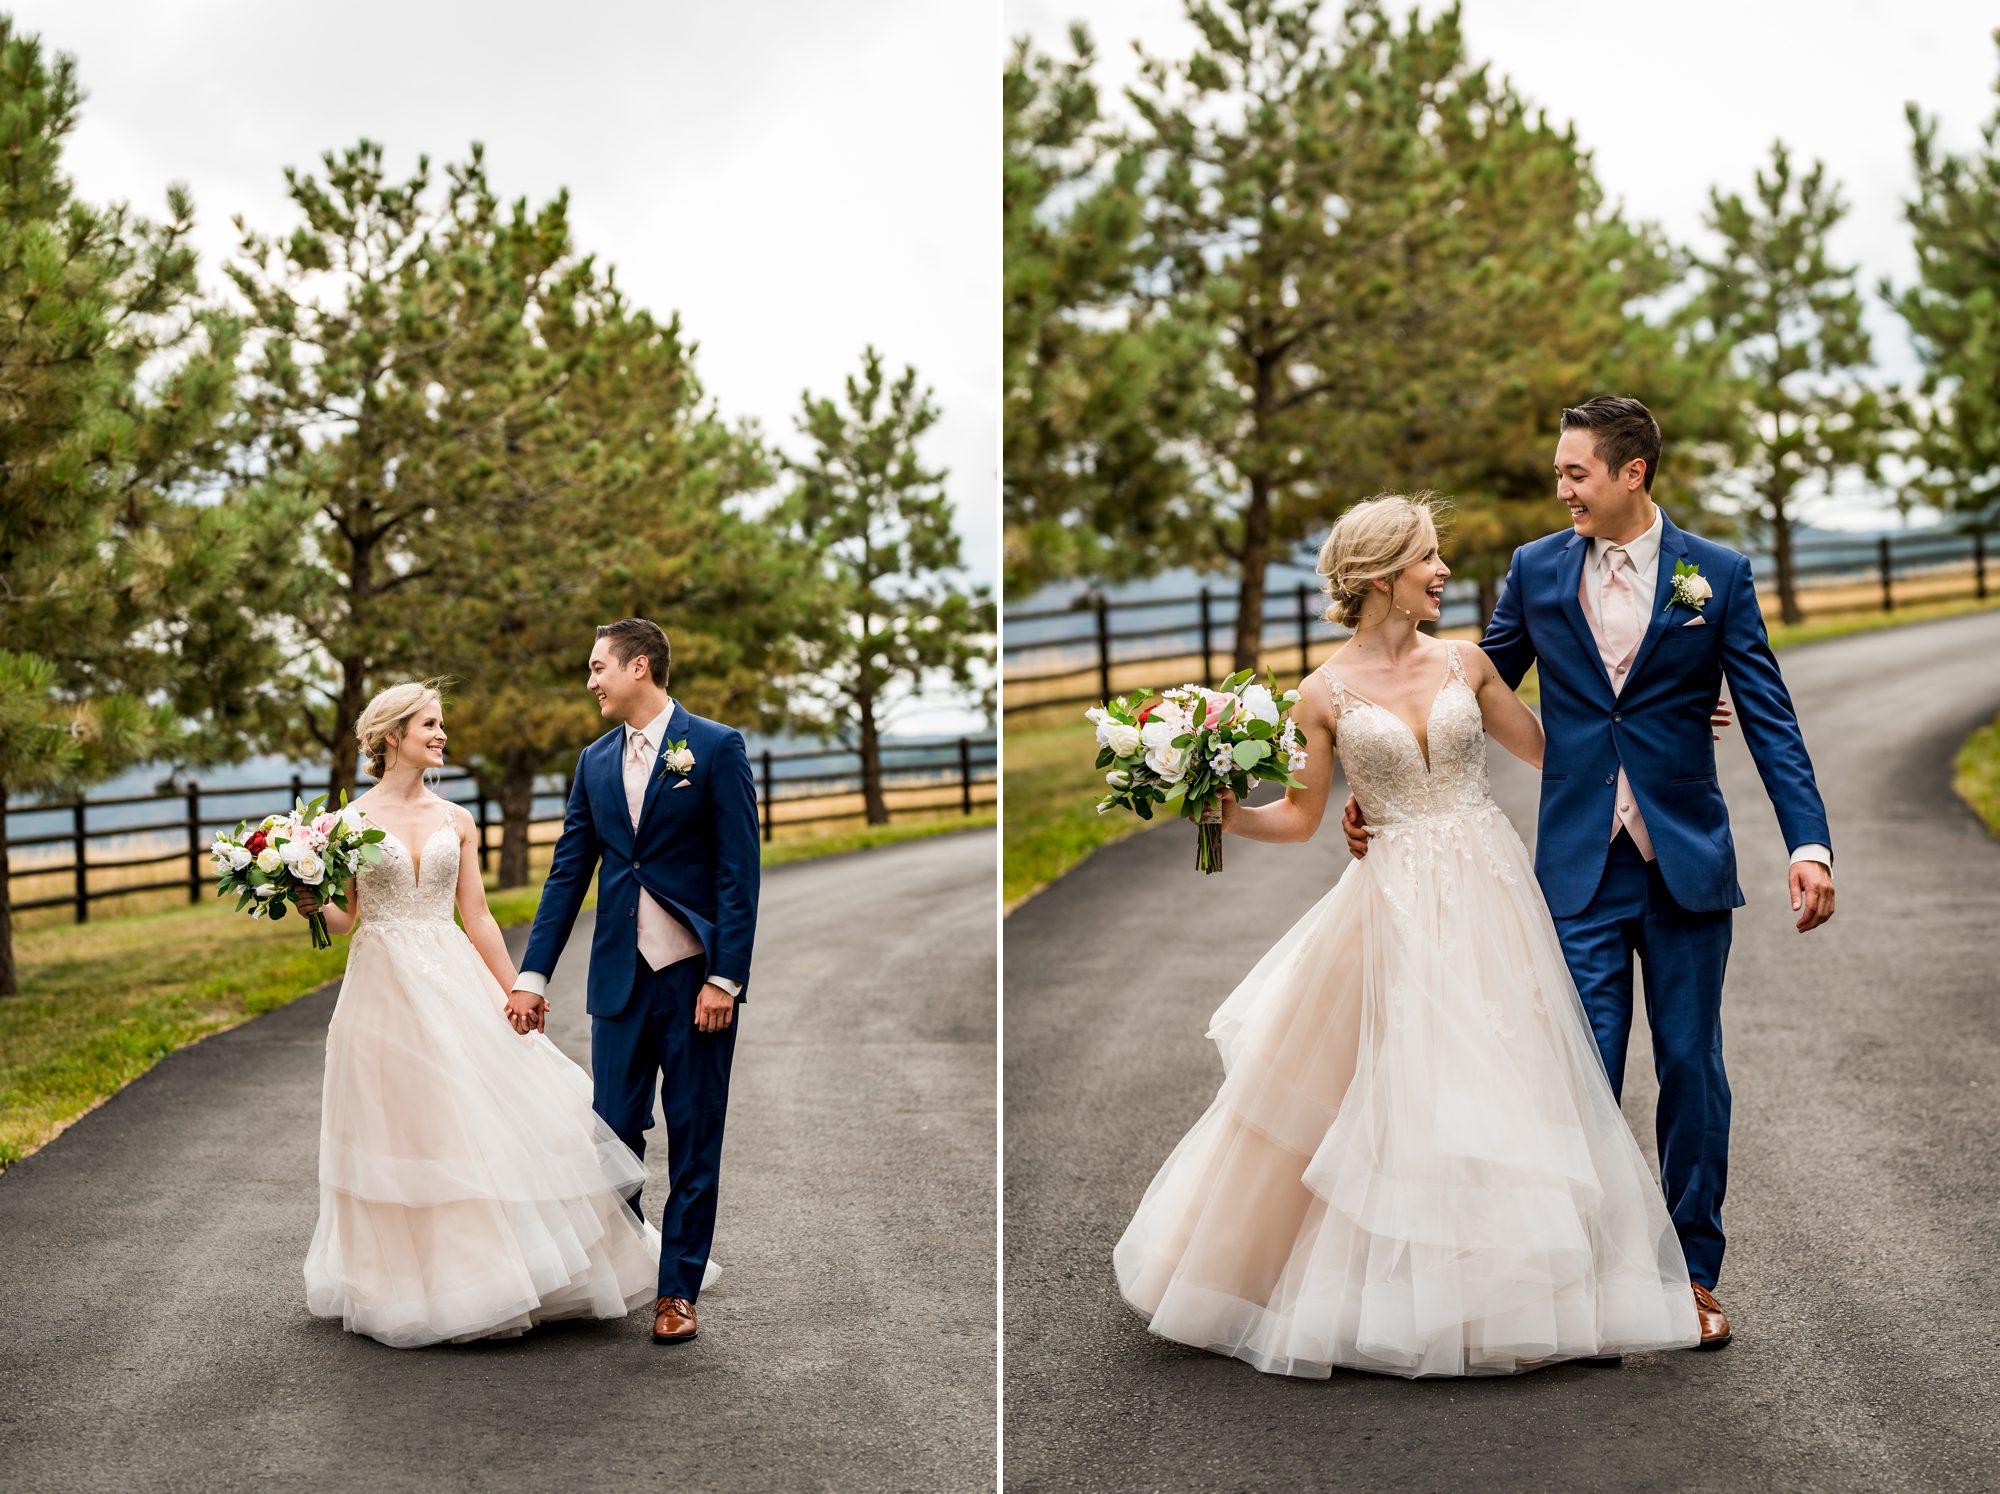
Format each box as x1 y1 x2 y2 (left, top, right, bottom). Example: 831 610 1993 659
0 808 989 1169
1955 712 2000 837
1002 595 2000 912
1762 594 2000 652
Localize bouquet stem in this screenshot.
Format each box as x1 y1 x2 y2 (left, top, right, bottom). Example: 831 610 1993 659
307 912 331 950
1195 820 1224 874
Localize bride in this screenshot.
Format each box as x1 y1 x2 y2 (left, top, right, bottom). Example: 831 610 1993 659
1113 495 1700 1378
296 679 713 1348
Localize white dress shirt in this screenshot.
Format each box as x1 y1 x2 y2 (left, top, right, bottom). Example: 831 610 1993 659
513 698 743 1001
1585 507 1829 871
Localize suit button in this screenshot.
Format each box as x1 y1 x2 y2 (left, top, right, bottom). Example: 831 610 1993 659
1604 774 1616 785
1612 712 1622 722
632 861 640 870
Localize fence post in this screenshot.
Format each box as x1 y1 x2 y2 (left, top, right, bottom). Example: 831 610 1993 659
760 750 775 844
1199 585 1214 685
1975 529 1988 601
72 801 88 925
1878 535 1894 613
1296 584 1311 674
475 790 491 873
1094 595 1112 702
186 781 203 905
959 737 973 816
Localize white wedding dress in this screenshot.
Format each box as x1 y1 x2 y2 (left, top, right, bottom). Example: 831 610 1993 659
1114 643 1699 1377
303 799 714 1348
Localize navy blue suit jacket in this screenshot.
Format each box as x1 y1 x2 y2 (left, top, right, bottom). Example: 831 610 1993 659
521 700 761 1018
1481 510 1831 918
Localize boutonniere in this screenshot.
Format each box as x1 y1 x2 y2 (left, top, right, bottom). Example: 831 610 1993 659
1665 559 1712 613
657 738 696 779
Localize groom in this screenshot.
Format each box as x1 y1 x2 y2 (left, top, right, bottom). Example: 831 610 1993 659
507 618 760 1345
1346 396 1835 1348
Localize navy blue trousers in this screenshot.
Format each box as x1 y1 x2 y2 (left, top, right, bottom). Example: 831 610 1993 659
590 958 738 1303
1551 832 1734 1288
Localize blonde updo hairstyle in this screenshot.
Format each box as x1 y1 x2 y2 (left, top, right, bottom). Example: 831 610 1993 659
1316 493 1448 630
355 678 452 780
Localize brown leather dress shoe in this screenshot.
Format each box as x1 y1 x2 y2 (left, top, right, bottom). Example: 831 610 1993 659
652 1296 698 1344
1691 1284 1731 1349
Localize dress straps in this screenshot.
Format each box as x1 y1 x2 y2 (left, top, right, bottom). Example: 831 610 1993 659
1316 659 1350 715
1445 640 1467 684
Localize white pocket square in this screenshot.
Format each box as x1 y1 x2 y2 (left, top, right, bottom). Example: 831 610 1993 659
1681 615 1707 627
672 777 694 789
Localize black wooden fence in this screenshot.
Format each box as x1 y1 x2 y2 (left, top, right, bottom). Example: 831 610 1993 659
5 736 996 926
1004 527 1992 714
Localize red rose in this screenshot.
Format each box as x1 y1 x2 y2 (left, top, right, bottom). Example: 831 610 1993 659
245 830 267 855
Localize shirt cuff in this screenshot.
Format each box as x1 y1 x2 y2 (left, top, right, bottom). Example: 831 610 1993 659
1788 844 1831 868
709 976 743 998
512 970 550 998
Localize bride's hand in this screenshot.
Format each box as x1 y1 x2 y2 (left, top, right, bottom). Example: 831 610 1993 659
295 884 321 916
1207 787 1238 831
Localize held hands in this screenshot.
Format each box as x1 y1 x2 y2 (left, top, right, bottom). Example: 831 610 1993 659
694 982 736 1034
1790 859 1835 933
505 987 548 1035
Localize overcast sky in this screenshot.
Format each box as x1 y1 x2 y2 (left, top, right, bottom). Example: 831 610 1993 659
1007 0 1999 529
21 0 998 583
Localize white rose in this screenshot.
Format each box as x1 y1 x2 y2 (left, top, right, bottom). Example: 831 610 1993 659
254 883 283 899
289 851 326 886
1239 683 1280 726
1684 573 1713 602
1102 721 1142 757
666 747 696 774
1105 769 1131 789
255 847 284 875
1140 720 1189 783
212 838 253 871
277 838 311 866
1151 700 1194 739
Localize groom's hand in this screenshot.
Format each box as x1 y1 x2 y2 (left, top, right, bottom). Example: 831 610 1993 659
506 987 548 1035
694 982 736 1034
1789 860 1835 933
1342 794 1370 859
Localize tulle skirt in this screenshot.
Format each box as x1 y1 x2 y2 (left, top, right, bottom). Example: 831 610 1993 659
1113 803 1700 1378
305 918 712 1348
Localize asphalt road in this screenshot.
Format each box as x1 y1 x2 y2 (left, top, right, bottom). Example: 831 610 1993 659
1 827 997 1494
1003 610 2000 1493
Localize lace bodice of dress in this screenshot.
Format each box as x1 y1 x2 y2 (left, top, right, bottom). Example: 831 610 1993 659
355 801 462 927
1323 642 1492 826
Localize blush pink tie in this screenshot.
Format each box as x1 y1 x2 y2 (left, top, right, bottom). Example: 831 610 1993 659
625 730 701 970
1595 546 1655 861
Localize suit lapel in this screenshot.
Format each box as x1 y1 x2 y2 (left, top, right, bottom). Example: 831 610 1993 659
635 697 690 843
595 733 634 854
1556 532 1615 698
1623 509 1688 689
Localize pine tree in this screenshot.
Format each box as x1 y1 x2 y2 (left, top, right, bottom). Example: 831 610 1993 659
1003 26 1213 592
781 348 994 825
1694 141 1883 624
413 288 818 887
0 18 272 995
222 141 570 795
1019 0 1728 661
1892 30 2000 528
